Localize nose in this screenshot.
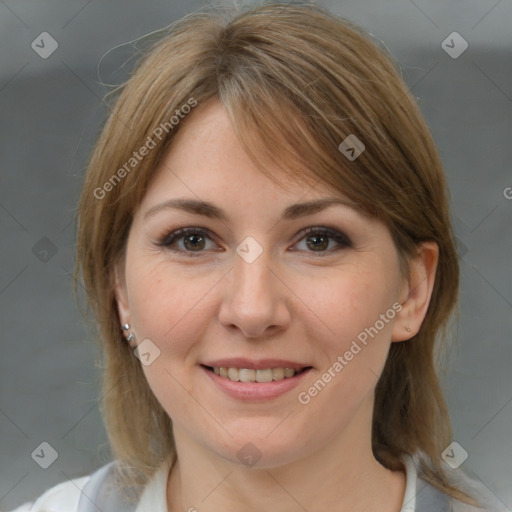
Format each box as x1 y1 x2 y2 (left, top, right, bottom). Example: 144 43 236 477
218 246 292 339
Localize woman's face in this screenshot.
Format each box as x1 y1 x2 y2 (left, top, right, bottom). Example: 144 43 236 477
115 97 411 468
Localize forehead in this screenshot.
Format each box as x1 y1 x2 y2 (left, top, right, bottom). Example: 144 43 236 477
140 98 339 209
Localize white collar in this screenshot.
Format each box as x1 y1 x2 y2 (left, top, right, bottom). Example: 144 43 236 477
134 455 171 512
135 453 418 512
400 453 418 511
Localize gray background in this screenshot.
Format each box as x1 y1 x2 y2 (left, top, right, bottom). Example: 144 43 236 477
1 0 511 510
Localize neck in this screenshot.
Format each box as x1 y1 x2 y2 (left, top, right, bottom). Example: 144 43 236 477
166 400 406 512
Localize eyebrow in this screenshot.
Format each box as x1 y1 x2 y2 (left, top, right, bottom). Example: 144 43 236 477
143 197 357 222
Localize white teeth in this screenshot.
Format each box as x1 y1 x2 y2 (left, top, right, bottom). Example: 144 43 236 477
284 368 295 378
239 368 256 382
227 368 239 381
211 366 303 382
256 369 273 382
272 368 285 380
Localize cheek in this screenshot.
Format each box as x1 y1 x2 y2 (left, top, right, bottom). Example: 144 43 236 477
303 263 396 344
298 262 398 399
124 261 215 411
126 258 217 354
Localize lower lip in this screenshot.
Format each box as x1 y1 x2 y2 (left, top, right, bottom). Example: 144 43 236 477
201 365 313 401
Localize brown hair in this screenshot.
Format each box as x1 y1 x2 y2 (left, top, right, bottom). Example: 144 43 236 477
74 1 478 506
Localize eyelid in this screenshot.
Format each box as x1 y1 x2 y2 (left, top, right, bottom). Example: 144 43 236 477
155 224 352 256
296 226 352 247
156 226 219 248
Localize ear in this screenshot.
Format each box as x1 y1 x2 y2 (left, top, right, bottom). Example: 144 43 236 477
392 241 439 342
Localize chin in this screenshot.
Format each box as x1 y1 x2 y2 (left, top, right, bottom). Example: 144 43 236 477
210 431 308 470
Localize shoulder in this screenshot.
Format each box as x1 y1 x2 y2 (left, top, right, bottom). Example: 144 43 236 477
7 475 91 512
415 462 509 512
9 457 169 512
7 462 114 512
446 470 510 512
405 453 508 512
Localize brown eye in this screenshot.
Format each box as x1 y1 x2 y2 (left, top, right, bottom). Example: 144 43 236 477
305 233 330 251
182 233 206 251
157 227 217 256
294 227 352 255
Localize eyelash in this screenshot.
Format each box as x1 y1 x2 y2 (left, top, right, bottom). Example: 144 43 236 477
155 226 352 258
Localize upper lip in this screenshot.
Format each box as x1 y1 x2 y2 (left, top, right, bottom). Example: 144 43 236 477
202 358 312 371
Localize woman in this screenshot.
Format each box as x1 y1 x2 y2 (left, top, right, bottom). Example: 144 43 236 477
10 2 507 511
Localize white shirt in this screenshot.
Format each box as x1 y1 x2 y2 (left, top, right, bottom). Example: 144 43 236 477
133 454 416 511
8 453 508 511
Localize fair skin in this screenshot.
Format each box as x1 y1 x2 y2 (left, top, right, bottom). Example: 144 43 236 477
115 97 438 512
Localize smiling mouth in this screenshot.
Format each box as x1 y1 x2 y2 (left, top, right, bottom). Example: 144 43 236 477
202 365 312 383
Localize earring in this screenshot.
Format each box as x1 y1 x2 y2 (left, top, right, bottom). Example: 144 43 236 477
121 323 135 342
405 326 411 332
